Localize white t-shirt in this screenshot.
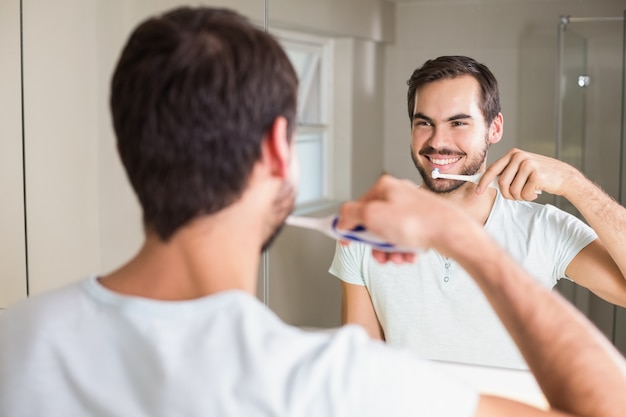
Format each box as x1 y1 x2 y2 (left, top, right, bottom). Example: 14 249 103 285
0 276 478 417
330 192 597 370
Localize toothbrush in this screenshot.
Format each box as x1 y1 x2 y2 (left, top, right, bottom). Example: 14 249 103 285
431 168 541 194
431 168 499 190
285 215 416 252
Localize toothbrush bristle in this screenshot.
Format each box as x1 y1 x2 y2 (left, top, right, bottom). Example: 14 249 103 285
431 168 440 179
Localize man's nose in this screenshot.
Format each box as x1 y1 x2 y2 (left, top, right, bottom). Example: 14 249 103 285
427 126 450 149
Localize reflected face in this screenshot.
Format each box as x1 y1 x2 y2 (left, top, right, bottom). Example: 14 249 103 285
410 75 496 193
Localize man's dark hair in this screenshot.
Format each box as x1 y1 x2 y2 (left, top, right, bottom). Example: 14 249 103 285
110 7 298 240
406 55 500 125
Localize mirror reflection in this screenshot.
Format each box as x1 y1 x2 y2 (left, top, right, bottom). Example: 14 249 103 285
265 0 626 368
0 0 624 371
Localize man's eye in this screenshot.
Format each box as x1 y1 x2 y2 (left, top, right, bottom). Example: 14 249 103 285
451 121 466 127
414 120 431 127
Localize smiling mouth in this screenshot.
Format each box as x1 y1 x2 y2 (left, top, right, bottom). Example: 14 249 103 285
428 156 462 166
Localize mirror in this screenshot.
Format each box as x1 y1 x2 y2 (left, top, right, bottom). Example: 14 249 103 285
264 0 626 363
1 0 624 369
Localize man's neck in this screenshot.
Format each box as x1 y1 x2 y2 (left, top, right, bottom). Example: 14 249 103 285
431 183 498 226
99 213 263 301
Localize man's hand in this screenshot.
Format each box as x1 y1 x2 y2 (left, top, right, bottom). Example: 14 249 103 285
336 175 483 264
478 148 580 200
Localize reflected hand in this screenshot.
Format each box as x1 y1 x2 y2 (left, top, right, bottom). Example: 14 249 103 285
478 148 580 200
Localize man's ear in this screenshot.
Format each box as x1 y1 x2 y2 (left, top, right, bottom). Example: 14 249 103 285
262 116 291 178
488 112 504 145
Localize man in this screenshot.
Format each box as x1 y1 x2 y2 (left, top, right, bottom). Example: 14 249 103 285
330 55 626 369
0 7 625 416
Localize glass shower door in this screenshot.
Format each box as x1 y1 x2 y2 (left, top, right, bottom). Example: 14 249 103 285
554 23 588 309
557 14 626 357
557 27 586 216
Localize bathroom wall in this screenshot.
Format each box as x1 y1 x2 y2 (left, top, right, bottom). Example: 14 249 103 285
19 0 101 297
0 0 27 306
0 0 275 304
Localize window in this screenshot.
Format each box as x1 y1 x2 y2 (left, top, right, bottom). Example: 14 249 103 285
273 30 334 209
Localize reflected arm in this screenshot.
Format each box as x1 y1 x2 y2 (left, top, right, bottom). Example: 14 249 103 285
341 281 384 340
480 148 626 307
563 173 626 307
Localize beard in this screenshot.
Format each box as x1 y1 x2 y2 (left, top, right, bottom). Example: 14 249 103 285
261 179 296 253
412 135 490 194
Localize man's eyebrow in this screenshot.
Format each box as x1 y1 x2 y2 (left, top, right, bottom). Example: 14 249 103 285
413 113 474 123
446 113 473 122
413 112 433 123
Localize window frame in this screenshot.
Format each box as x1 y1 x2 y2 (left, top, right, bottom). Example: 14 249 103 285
272 28 337 212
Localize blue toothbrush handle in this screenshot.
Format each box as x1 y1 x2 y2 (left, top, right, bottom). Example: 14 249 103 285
331 217 397 251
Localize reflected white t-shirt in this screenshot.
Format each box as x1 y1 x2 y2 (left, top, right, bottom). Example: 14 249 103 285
330 192 597 369
0 276 478 417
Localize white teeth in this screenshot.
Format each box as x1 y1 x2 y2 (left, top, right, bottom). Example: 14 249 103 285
430 157 460 165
